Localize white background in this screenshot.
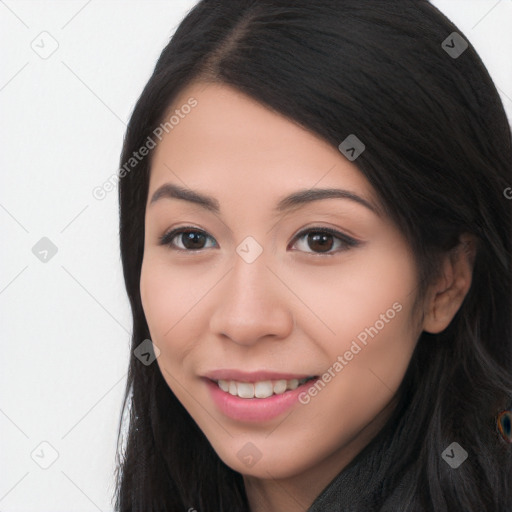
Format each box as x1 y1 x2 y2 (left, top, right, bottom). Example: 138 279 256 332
0 1 511 510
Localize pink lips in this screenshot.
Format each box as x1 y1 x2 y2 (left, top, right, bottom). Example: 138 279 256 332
202 369 318 422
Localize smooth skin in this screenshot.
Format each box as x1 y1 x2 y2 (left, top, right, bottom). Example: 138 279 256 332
139 82 476 512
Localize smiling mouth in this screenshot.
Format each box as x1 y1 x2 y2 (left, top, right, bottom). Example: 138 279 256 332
212 376 318 399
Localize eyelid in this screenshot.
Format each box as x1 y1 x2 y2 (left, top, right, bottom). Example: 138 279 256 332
158 225 361 255
289 226 361 256
158 225 217 251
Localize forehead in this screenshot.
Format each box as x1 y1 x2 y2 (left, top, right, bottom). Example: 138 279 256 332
148 81 378 212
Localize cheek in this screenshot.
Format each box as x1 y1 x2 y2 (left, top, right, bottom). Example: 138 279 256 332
336 250 417 376
140 256 214 369
323 247 418 409
296 243 418 411
140 259 194 343
140 259 170 335
281 245 417 352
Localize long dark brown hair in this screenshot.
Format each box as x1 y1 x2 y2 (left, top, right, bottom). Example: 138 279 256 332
113 1 512 510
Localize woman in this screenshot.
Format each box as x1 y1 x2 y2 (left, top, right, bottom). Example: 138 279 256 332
113 1 512 510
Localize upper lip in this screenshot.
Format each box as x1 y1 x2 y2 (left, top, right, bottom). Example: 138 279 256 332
202 369 316 382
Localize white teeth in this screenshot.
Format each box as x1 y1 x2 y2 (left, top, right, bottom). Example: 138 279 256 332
273 380 287 394
237 382 254 398
216 377 313 399
287 379 299 390
255 381 273 398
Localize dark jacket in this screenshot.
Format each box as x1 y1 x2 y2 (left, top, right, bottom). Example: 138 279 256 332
306 395 420 512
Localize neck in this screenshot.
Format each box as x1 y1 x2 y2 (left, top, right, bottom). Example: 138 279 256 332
243 395 398 512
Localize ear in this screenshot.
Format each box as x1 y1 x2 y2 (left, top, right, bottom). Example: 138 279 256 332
422 234 477 334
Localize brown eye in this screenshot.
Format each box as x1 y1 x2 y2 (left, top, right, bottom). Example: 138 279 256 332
306 232 334 253
159 228 217 251
290 228 360 256
159 226 360 256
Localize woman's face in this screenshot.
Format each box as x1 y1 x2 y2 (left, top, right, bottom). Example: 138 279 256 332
140 81 423 486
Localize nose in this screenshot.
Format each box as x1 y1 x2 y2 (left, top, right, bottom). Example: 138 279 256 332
209 251 295 346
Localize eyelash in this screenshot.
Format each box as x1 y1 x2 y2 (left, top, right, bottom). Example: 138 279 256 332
158 226 361 256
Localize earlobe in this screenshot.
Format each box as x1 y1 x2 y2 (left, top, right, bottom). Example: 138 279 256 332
422 234 477 334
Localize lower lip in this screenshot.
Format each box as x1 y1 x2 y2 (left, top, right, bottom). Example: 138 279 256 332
204 378 318 422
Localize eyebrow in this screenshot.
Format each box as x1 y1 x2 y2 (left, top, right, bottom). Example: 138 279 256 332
149 183 380 216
